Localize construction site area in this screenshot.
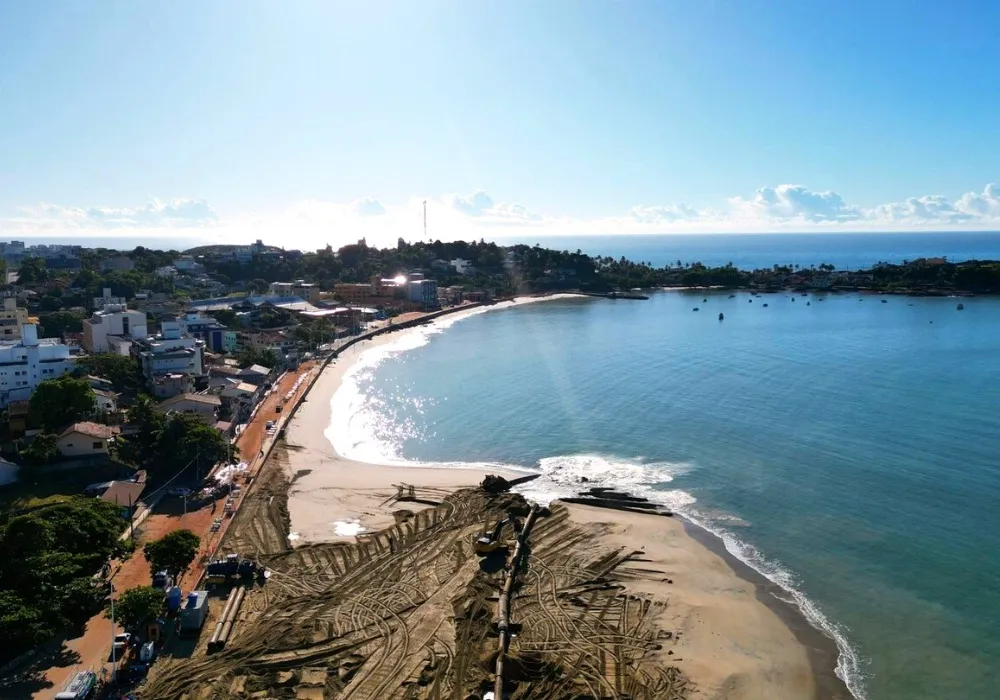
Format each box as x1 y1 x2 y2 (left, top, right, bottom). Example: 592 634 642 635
138 445 691 700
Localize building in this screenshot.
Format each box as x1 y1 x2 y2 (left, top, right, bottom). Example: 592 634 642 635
0 324 76 408
450 259 474 275
408 279 439 310
56 422 120 457
132 321 206 390
154 392 221 424
177 312 234 353
93 388 119 413
100 256 135 272
174 256 203 273
0 297 30 340
83 290 148 354
100 480 145 516
151 373 194 399
269 280 321 303
236 363 273 386
334 283 373 304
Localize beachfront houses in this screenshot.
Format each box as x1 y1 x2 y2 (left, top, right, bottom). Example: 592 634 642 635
83 289 149 354
0 324 77 408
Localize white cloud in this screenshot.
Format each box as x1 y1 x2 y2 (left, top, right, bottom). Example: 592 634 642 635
3 184 999 250
729 184 862 223
18 197 218 228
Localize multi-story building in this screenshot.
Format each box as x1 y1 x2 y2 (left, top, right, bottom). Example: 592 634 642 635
132 321 205 390
83 290 148 354
176 312 236 353
408 279 439 310
269 280 321 303
333 282 373 304
0 297 30 340
0 324 77 408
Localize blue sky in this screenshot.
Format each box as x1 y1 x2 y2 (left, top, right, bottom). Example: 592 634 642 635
1 0 998 247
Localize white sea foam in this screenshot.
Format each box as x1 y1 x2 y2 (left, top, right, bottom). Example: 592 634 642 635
678 509 870 699
323 296 868 700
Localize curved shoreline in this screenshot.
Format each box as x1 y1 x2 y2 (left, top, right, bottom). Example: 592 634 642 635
283 294 856 699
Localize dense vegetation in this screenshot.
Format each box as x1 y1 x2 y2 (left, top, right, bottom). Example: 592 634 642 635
29 376 96 432
0 498 126 660
113 396 233 480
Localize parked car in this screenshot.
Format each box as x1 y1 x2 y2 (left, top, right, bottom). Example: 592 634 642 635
113 632 133 652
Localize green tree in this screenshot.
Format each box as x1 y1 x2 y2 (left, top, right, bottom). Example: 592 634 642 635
20 433 61 465
38 310 86 338
237 346 278 369
156 413 234 478
106 585 163 632
29 376 96 431
17 257 48 284
0 498 125 661
111 394 165 469
143 529 200 579
75 353 142 393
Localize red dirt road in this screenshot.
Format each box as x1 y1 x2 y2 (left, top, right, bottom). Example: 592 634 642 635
33 362 318 699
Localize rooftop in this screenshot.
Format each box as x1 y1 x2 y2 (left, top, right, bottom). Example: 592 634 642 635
60 421 120 440
100 480 145 507
156 392 222 408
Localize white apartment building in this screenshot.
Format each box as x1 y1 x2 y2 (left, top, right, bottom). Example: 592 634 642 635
0 324 76 408
83 291 149 355
133 321 205 387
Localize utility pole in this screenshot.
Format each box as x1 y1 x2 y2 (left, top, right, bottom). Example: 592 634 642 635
109 581 116 684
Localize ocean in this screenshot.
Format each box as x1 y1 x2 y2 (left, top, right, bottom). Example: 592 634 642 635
493 231 1000 270
330 289 1000 700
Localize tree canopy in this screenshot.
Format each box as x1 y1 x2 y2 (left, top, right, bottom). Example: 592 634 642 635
28 376 95 432
237 346 278 370
17 257 48 284
20 433 60 466
106 585 163 632
38 310 86 338
143 529 200 579
74 354 143 394
0 498 126 660
113 402 234 479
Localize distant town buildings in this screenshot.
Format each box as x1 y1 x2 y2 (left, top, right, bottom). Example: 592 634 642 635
83 289 149 354
0 324 77 408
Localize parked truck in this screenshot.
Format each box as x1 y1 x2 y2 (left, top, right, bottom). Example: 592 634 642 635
178 591 209 636
205 553 264 583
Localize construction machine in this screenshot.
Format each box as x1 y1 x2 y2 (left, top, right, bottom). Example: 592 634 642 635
474 518 509 555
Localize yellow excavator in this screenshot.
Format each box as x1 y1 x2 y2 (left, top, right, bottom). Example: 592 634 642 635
474 518 509 555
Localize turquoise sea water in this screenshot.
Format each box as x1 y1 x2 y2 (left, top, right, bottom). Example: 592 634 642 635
330 292 1000 700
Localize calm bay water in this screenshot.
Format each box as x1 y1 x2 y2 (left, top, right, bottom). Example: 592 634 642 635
333 289 1000 700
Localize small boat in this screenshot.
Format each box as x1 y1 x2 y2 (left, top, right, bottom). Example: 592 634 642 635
693 307 700 312
718 312 724 321
881 299 888 303
957 303 964 310
748 299 753 303
791 297 795 302
703 298 707 303
806 301 811 306
728 294 736 298
762 303 769 308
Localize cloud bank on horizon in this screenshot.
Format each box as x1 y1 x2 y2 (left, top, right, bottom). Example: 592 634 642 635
4 183 999 249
